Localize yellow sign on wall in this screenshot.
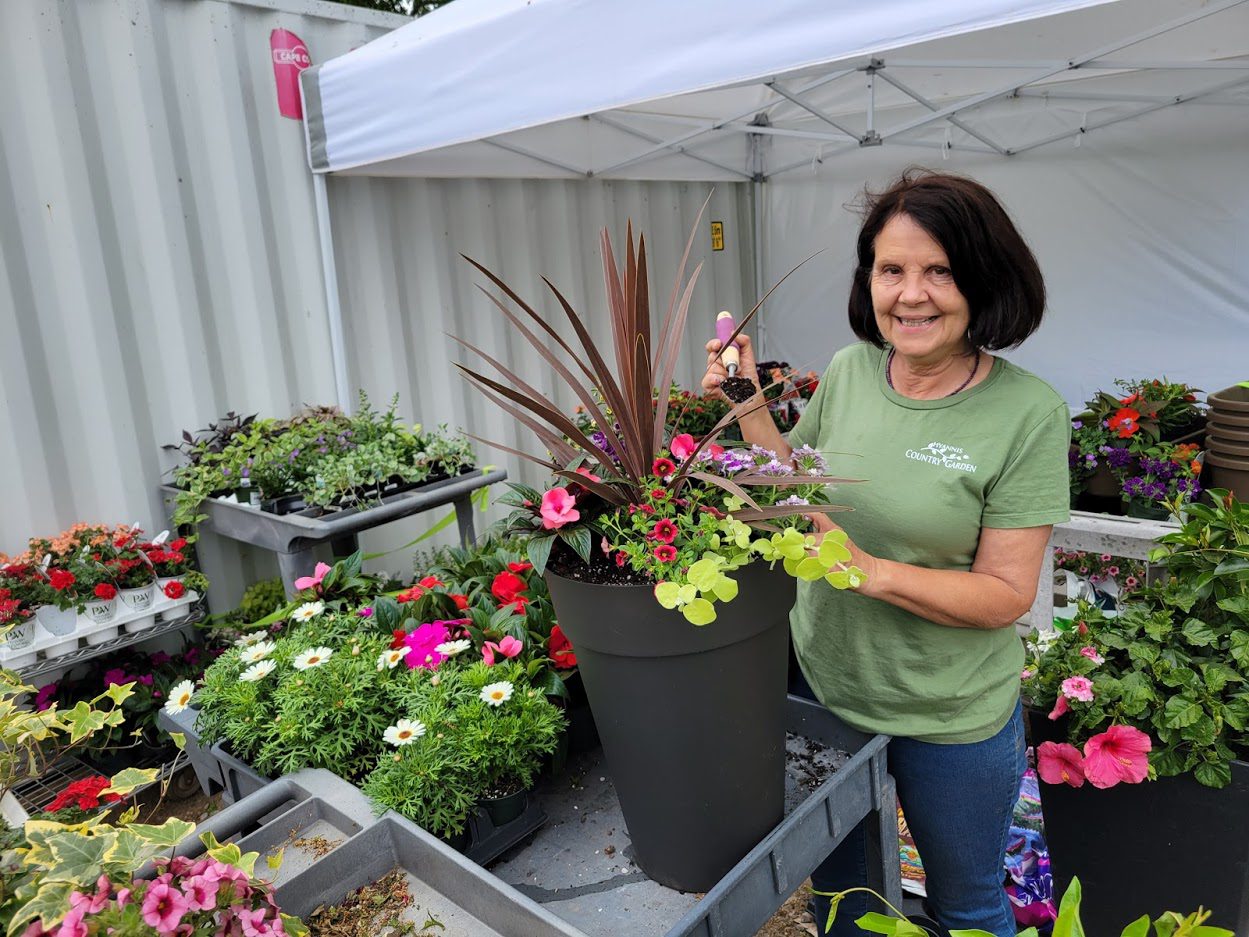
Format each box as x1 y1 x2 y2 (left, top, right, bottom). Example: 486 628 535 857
710 221 725 251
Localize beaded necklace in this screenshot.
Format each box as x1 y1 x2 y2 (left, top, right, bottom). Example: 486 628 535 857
886 347 980 398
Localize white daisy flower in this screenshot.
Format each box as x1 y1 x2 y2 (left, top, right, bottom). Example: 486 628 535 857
377 647 411 671
383 719 426 746
163 679 195 715
293 647 333 670
290 601 325 622
480 681 514 707
239 641 275 664
235 630 270 647
240 660 276 682
434 639 471 657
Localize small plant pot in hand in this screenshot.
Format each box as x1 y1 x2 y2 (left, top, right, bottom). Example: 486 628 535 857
118 583 156 613
36 603 78 637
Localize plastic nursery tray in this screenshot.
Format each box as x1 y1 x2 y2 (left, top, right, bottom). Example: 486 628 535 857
168 770 583 937
0 592 201 671
158 706 549 864
489 695 899 937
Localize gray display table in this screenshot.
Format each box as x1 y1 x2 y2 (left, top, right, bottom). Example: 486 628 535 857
161 469 506 595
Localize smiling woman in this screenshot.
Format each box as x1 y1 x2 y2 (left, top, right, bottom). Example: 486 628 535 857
704 169 1069 937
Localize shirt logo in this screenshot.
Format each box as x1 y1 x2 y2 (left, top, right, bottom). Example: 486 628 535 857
905 441 978 474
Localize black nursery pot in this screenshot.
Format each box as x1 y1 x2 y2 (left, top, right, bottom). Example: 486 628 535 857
545 562 793 893
1027 710 1249 933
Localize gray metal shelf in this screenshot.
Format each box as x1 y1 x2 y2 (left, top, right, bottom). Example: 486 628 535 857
161 469 507 593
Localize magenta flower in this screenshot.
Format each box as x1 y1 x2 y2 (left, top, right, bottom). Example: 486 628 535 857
482 635 523 666
357 606 373 618
54 906 87 937
1082 724 1152 788
669 433 697 461
403 622 451 671
1078 646 1105 665
102 668 129 688
293 561 332 593
141 880 190 931
33 683 57 712
1060 675 1094 703
539 488 580 530
1037 741 1085 787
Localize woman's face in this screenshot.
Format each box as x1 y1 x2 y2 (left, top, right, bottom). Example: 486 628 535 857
870 213 971 365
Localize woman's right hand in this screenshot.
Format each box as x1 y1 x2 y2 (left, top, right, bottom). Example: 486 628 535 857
702 333 761 400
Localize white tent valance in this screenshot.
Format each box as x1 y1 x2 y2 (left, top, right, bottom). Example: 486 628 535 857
301 0 1249 180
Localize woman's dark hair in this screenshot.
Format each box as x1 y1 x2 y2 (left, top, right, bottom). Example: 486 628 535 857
847 169 1045 350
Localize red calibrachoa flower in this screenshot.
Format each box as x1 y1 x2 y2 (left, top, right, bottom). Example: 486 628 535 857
651 458 676 477
648 488 668 501
46 776 122 813
490 571 527 605
93 583 117 600
163 581 185 600
650 519 678 544
653 544 677 563
1108 407 1141 439
548 624 577 669
48 568 76 591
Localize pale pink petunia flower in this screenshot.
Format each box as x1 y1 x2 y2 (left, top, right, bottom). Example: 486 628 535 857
1079 646 1105 666
1061 675 1094 702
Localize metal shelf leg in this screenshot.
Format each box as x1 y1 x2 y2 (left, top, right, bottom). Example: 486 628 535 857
453 495 476 548
277 548 318 598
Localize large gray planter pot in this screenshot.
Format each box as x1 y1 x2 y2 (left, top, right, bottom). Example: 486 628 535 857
545 561 793 892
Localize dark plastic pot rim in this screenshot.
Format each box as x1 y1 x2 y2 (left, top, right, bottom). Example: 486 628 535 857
1208 385 1249 413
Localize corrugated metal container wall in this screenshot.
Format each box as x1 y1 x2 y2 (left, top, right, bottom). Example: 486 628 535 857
0 0 755 604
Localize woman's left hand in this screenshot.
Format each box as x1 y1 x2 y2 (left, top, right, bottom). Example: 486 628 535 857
804 512 880 594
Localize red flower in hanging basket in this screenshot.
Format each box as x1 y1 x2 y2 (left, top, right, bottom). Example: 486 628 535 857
93 583 117 600
1108 407 1140 439
163 581 185 600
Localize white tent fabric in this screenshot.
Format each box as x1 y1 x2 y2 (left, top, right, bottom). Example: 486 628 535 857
302 0 1249 180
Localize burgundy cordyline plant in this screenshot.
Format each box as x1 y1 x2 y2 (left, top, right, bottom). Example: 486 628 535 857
450 203 866 624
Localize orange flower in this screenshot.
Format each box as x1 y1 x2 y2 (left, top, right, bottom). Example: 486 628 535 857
1107 407 1140 439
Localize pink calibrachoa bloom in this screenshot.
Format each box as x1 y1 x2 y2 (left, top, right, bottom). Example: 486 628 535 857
1036 741 1085 787
141 880 190 932
483 635 523 666
1020 668 1034 681
1048 695 1070 721
1079 646 1105 665
182 874 220 912
669 434 697 461
293 562 332 593
650 519 678 543
540 488 580 530
403 622 452 671
653 544 678 563
1060 675 1095 703
56 906 88 937
1082 724 1152 789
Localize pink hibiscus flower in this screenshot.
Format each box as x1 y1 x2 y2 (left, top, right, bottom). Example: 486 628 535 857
1036 741 1085 787
1082 724 1152 789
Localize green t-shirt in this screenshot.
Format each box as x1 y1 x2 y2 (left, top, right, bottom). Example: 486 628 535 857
787 342 1070 744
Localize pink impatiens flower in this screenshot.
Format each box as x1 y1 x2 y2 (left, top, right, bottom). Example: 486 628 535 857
403 622 452 671
293 562 332 593
540 488 580 530
1036 741 1085 787
482 635 523 666
141 880 190 932
1060 675 1095 703
1082 724 1152 789
1079 646 1105 665
669 433 697 461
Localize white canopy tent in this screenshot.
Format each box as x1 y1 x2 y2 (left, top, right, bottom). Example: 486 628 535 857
299 0 1249 405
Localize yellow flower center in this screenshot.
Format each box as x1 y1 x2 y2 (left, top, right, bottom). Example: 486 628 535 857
177 692 191 706
397 729 412 740
307 656 320 665
491 690 504 701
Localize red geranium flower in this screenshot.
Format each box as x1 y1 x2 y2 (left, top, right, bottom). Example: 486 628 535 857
652 458 676 476
507 561 533 574
548 624 577 669
653 544 677 563
490 571 527 605
650 519 678 544
93 582 117 600
169 538 187 551
48 568 76 591
46 776 122 813
1119 392 1141 406
1108 407 1141 439
163 581 185 600
450 593 471 611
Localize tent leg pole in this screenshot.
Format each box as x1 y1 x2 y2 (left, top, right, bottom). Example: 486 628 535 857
313 172 353 415
752 177 767 358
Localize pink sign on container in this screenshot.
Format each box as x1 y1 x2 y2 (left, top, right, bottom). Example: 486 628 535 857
270 28 312 120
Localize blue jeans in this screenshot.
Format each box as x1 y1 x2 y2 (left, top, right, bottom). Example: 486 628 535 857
793 670 1026 937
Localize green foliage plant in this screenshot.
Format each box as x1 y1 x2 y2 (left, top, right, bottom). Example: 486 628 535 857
452 210 865 625
1024 490 1249 788
813 877 1230 937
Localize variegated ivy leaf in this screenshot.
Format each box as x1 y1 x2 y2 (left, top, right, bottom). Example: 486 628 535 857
101 682 135 707
127 819 196 849
45 831 115 884
7 880 74 937
62 702 111 744
103 767 159 797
